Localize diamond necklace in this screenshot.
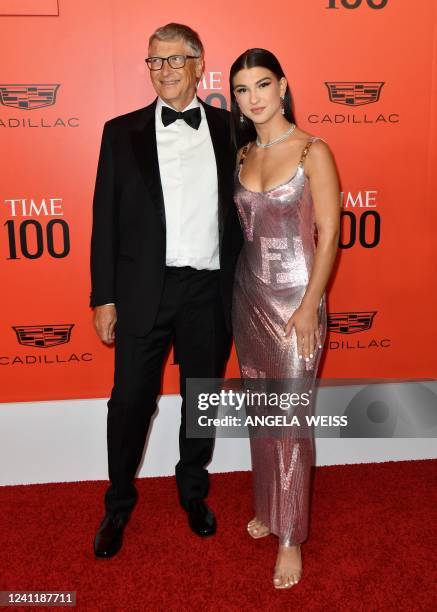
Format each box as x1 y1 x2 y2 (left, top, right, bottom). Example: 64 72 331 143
256 123 296 148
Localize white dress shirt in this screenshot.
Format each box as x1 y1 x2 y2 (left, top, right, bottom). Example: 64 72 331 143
155 95 220 270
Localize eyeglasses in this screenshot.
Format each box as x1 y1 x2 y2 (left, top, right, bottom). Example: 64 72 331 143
145 55 200 71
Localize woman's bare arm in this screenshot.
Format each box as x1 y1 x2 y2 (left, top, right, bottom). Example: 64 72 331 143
284 139 341 360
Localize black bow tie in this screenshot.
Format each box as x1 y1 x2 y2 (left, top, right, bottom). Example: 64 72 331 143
161 105 201 129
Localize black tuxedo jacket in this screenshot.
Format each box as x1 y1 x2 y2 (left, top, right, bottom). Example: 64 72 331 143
90 98 243 336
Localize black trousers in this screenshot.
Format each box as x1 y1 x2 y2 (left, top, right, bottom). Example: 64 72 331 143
104 266 231 520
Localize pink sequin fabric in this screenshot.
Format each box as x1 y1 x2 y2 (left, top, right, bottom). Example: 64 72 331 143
232 137 327 546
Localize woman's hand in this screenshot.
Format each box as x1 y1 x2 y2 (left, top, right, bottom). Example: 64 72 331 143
284 304 322 361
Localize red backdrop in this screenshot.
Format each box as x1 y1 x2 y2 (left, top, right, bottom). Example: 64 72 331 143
1 0 436 402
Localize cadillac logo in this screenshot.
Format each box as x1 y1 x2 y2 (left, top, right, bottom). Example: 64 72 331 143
325 82 384 106
0 84 60 110
13 324 74 348
328 311 377 334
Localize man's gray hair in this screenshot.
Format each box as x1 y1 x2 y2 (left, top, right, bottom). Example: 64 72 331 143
149 22 204 57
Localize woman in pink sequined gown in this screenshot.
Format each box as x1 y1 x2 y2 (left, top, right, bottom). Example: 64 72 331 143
230 49 340 589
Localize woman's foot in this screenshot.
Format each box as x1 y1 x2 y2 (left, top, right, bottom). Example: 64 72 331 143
247 517 270 539
273 544 302 588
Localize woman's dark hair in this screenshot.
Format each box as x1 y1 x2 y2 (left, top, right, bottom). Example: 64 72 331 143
229 48 296 149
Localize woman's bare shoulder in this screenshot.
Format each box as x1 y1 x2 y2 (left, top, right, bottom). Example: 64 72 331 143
304 137 337 178
293 127 330 148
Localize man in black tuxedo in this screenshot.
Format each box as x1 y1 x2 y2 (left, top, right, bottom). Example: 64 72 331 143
90 23 242 558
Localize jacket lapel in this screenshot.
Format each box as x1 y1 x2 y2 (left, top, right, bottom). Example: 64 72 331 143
200 99 230 249
130 99 166 232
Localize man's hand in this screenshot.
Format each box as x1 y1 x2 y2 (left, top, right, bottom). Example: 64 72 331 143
93 304 117 344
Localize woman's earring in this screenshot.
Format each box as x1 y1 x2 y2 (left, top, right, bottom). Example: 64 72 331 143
240 112 245 124
280 96 285 115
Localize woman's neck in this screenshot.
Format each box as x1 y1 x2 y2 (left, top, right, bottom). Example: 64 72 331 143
254 114 292 146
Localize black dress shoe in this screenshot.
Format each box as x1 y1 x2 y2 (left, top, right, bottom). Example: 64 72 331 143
186 499 217 537
94 515 127 558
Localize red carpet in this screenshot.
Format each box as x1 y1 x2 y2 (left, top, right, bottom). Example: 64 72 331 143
1 460 436 611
